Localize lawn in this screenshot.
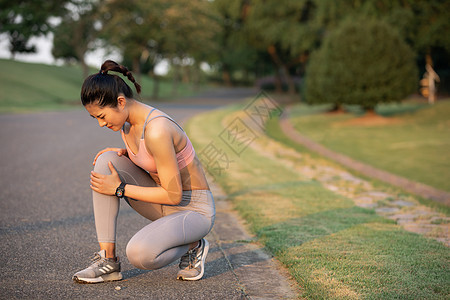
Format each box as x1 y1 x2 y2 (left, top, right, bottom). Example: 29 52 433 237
185 103 449 299
0 59 199 113
286 100 450 192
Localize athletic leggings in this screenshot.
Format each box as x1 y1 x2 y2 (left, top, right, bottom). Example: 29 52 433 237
92 151 215 270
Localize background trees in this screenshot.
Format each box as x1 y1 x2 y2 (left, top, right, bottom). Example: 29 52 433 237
2 0 448 103
245 0 317 94
0 0 69 58
52 0 99 78
98 0 219 98
304 18 418 111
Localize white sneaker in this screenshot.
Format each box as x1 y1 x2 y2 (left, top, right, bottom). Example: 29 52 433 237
72 250 122 284
177 239 209 281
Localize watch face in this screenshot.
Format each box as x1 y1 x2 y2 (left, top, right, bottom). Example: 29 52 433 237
116 188 124 197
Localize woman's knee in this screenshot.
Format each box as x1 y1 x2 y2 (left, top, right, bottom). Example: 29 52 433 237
93 151 120 173
126 239 159 270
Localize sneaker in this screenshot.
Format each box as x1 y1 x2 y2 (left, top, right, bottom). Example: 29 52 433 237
177 239 209 281
72 250 122 284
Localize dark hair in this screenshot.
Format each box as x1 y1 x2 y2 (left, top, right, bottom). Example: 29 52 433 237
81 60 142 107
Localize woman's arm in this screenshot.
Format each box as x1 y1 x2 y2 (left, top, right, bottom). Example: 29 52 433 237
124 127 183 205
89 122 183 205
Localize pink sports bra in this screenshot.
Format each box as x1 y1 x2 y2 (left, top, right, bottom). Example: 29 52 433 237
120 108 196 174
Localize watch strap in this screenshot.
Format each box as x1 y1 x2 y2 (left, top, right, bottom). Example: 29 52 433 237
115 182 126 198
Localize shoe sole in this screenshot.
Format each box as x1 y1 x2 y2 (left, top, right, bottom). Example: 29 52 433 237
73 272 123 284
177 239 209 281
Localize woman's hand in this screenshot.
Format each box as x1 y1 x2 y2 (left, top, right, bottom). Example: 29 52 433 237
93 148 127 166
90 161 122 196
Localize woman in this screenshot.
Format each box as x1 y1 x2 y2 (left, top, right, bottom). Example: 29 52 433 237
72 60 215 283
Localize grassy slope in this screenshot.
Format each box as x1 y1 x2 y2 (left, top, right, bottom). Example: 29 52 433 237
186 104 449 299
0 59 85 111
287 101 450 192
0 59 197 113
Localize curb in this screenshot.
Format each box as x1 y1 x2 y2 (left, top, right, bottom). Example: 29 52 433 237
207 178 300 299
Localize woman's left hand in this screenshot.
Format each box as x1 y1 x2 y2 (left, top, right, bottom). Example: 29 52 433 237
90 161 122 196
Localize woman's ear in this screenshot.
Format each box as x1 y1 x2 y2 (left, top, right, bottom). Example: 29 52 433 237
117 95 127 110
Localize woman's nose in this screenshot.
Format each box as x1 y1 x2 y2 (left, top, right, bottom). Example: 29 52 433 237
98 119 107 127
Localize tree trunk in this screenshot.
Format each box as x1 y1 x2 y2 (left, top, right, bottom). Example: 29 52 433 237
132 57 141 83
272 65 283 93
281 64 296 95
171 59 180 97
80 59 89 79
329 103 344 113
364 108 377 116
192 61 201 91
425 51 439 104
76 45 89 79
267 45 285 93
222 64 233 86
150 69 159 100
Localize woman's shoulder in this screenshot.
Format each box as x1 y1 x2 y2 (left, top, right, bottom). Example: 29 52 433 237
144 117 173 139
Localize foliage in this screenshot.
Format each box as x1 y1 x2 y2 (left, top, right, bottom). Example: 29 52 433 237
99 0 219 73
209 0 262 85
312 0 450 54
0 0 69 56
410 0 450 54
244 0 317 93
305 17 417 110
98 0 219 97
246 0 317 58
311 0 450 93
3 0 449 95
52 0 100 78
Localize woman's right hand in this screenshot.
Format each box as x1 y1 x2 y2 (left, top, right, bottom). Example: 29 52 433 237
93 148 127 166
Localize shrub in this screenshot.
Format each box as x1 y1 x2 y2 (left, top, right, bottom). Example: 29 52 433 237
304 17 418 111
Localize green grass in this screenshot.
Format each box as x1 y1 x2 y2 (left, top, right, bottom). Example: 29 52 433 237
265 113 450 215
186 103 450 299
0 59 200 113
286 100 450 192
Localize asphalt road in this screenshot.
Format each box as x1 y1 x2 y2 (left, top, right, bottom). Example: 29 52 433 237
0 88 263 299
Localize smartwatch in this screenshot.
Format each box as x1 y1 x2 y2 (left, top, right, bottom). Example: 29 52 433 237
115 182 126 198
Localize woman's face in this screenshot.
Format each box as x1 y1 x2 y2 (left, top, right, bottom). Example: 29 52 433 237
84 102 127 131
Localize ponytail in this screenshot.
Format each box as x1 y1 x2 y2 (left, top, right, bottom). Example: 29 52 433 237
81 60 141 107
99 60 142 94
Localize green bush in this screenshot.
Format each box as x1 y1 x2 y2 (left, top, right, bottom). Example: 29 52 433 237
304 17 418 111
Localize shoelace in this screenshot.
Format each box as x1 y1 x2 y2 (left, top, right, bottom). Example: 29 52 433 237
90 252 107 267
179 252 190 268
187 249 197 268
180 248 198 269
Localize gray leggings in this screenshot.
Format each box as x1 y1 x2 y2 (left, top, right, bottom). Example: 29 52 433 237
92 151 215 270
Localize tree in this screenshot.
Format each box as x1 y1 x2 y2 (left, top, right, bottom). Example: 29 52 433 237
311 0 450 98
244 0 318 94
209 0 261 86
52 0 100 78
161 0 220 95
100 0 219 99
304 17 417 112
0 0 69 58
